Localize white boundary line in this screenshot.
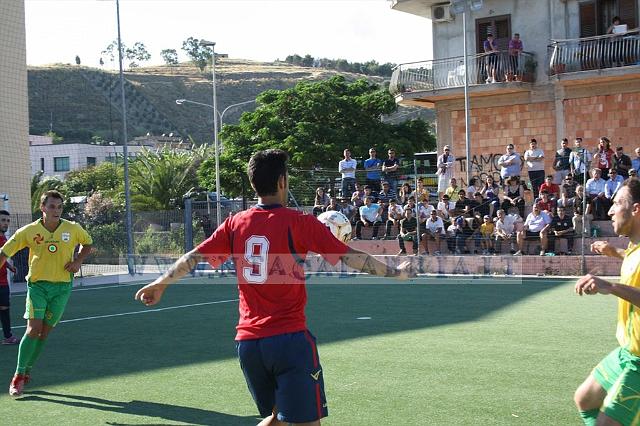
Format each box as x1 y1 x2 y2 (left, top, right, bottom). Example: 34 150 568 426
12 299 239 330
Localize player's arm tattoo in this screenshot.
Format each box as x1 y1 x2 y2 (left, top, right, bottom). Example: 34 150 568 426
163 249 202 280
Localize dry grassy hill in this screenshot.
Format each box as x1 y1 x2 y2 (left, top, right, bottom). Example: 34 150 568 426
28 59 432 144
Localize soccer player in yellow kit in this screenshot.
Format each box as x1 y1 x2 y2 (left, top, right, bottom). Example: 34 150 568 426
574 178 640 425
0 190 93 396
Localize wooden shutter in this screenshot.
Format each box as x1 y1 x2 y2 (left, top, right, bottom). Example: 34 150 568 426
618 0 637 30
580 1 597 37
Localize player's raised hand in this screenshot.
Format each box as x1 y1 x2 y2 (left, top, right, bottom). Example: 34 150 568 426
135 282 167 306
575 274 613 296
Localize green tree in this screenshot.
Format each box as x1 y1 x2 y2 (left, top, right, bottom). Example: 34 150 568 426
62 162 123 199
198 76 435 197
181 37 212 71
160 48 179 66
101 40 126 63
30 171 64 214
125 42 151 69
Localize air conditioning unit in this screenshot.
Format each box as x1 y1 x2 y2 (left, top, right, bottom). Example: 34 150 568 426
432 4 453 23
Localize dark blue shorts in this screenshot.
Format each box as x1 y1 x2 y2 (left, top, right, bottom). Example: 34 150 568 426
236 330 328 423
0 286 9 307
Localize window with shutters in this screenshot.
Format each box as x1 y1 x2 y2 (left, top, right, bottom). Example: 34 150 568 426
579 0 638 36
476 15 511 53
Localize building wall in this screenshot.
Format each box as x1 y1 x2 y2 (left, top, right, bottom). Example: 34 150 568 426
0 1 31 215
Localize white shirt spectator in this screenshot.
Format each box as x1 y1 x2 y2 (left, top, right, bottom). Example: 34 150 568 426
437 200 456 219
426 216 445 234
387 203 404 219
359 203 381 222
524 148 545 171
498 152 522 179
338 158 357 179
496 214 518 235
437 151 456 192
418 203 435 222
570 149 592 175
524 211 551 232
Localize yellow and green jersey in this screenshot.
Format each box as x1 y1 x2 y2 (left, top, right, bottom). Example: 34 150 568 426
616 243 640 356
0 218 92 284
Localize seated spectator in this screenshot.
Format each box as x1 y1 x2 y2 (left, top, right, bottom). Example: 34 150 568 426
562 173 578 198
385 199 404 239
417 199 435 234
412 178 429 203
453 189 469 216
516 204 552 255
632 148 640 175
355 196 382 240
397 182 412 206
479 215 495 255
550 207 575 255
445 178 461 202
494 209 520 254
325 197 339 212
539 175 560 200
436 194 456 225
466 177 483 200
480 176 501 217
397 208 418 256
461 216 481 254
312 187 330 216
630 169 638 178
471 192 490 220
378 182 393 206
556 187 575 217
604 168 624 201
535 190 556 215
350 182 365 208
421 210 445 255
572 185 592 236
362 185 376 203
585 168 608 219
447 216 468 255
339 197 357 225
501 176 526 218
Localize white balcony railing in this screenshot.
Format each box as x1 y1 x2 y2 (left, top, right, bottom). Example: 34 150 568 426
390 51 536 96
548 29 640 75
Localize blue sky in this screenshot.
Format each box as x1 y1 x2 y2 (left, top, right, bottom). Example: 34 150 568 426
25 0 433 68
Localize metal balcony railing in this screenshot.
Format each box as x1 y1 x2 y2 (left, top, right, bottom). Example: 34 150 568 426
548 29 640 76
389 51 537 96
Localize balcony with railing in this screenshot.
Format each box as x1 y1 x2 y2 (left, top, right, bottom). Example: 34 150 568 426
390 51 536 105
547 29 640 83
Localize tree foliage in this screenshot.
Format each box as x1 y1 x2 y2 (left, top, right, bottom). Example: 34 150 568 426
160 49 179 66
125 42 151 69
283 54 395 77
181 37 212 71
198 76 435 197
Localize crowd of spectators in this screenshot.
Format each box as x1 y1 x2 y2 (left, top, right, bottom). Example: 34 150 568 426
313 141 640 256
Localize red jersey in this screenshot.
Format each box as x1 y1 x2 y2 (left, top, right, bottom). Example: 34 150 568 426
196 204 349 340
0 234 7 286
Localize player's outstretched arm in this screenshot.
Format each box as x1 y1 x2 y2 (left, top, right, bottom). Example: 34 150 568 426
591 241 625 259
340 247 415 280
576 274 640 308
135 249 203 306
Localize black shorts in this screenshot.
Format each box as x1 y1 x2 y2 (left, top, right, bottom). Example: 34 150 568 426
0 286 10 307
525 230 541 239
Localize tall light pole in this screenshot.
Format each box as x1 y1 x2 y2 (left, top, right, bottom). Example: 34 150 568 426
198 40 223 227
451 0 483 187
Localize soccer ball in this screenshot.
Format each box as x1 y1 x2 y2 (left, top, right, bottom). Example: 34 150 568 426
317 211 352 243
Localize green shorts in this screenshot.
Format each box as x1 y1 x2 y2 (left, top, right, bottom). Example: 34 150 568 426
25 281 73 327
593 347 640 425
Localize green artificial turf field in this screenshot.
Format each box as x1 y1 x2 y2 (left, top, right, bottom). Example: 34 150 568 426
0 275 618 425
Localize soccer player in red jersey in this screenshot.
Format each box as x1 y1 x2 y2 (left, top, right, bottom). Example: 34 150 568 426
136 149 413 425
0 210 18 345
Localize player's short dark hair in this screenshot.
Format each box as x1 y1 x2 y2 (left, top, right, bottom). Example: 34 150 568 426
247 149 288 196
0 210 9 217
621 178 640 205
40 190 64 206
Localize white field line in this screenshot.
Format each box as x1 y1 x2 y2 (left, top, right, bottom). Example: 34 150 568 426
12 298 239 330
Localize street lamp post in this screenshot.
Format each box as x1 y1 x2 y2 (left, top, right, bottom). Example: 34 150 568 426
451 0 483 187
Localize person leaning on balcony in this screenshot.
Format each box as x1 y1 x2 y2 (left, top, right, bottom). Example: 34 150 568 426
483 32 499 83
483 33 500 83
498 144 522 184
436 145 455 199
553 138 573 184
507 33 523 81
524 138 546 199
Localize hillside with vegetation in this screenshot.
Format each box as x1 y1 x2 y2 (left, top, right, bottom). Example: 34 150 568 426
28 59 434 144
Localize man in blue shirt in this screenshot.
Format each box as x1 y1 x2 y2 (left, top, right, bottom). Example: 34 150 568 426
632 147 640 175
364 147 383 193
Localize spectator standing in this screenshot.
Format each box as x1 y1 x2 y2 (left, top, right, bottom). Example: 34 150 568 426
483 32 499 83
516 204 552 256
355 196 382 240
631 147 640 174
382 148 400 197
570 137 593 184
593 137 614 180
397 208 418 256
524 138 546 199
312 187 330 216
550 207 575 255
436 145 455 198
612 146 632 179
498 144 522 183
508 33 523 81
363 147 383 192
385 199 404 239
338 149 357 198
554 138 573 183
